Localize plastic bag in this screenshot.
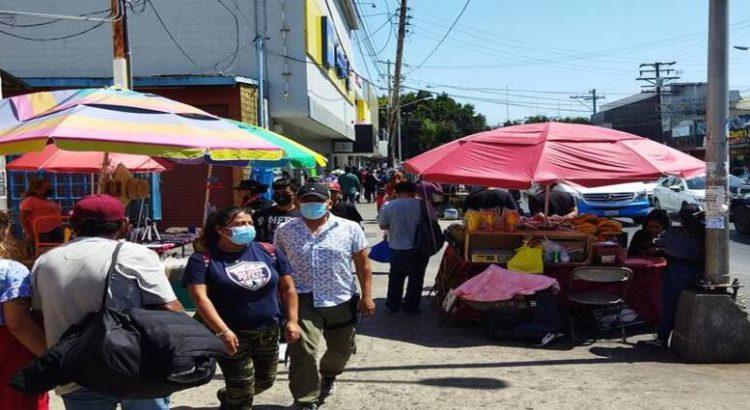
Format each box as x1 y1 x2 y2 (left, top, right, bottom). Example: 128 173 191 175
507 244 544 274
542 240 571 263
369 240 391 263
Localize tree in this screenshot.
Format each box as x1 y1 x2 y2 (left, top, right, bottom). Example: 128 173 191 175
380 90 488 158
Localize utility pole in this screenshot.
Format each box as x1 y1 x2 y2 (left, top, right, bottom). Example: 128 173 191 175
637 61 680 145
570 89 605 114
256 34 266 128
388 0 408 166
378 59 393 152
705 0 730 285
111 0 131 89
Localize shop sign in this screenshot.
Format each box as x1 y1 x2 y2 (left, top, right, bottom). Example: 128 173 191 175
320 16 350 80
728 115 750 145
321 16 336 68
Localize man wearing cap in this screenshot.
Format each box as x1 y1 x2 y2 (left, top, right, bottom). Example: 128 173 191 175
31 194 182 409
274 182 374 410
328 182 363 225
234 179 274 213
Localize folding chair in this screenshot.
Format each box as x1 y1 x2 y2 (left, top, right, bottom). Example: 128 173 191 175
32 215 72 257
566 266 633 343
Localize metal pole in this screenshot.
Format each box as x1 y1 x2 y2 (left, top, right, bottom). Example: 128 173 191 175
705 0 730 285
257 35 266 128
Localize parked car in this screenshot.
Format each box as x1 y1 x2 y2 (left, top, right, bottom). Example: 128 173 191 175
559 182 651 224
653 175 750 234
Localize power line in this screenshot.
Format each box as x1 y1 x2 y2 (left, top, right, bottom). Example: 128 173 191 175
0 19 107 41
147 0 204 68
408 0 470 72
0 7 112 28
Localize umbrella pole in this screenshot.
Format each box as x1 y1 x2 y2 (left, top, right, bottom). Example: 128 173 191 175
544 185 550 217
203 164 213 225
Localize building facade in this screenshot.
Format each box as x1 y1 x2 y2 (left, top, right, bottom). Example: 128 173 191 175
593 82 749 161
0 0 379 226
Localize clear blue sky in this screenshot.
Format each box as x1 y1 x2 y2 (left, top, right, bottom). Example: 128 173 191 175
354 0 750 125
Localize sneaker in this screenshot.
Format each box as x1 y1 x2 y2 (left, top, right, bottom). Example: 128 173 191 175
534 332 564 347
318 377 337 402
297 403 318 410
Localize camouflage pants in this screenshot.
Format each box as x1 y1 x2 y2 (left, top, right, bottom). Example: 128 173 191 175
217 326 280 410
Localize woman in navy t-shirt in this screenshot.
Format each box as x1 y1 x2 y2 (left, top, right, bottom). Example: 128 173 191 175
184 207 300 409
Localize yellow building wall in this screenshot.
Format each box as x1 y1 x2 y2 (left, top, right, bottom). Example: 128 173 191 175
356 98 370 123
305 0 355 105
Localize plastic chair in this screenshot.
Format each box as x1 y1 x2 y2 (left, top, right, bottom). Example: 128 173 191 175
566 266 633 343
32 215 72 257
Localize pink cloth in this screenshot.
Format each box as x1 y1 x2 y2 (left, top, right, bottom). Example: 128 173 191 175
454 265 560 302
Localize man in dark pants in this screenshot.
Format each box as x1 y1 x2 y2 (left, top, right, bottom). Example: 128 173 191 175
378 181 431 313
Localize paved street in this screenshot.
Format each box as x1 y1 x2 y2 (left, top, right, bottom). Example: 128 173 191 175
47 203 750 409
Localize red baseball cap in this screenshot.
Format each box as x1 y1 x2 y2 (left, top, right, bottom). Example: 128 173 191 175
328 182 341 192
71 194 126 223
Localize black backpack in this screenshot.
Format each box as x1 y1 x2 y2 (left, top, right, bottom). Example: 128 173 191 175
413 200 445 257
11 242 227 398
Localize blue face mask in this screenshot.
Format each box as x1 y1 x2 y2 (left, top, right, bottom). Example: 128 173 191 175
227 225 256 245
300 202 328 220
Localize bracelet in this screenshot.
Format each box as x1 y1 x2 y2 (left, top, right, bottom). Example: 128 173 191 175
215 330 230 337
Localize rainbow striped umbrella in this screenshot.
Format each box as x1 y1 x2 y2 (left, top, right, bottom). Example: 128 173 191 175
0 87 284 161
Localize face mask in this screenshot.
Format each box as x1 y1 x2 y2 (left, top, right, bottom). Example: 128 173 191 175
274 193 293 206
226 225 256 245
300 202 328 220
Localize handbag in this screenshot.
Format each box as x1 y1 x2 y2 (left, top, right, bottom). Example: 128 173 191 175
507 244 544 274
11 242 227 398
369 239 392 263
413 200 445 257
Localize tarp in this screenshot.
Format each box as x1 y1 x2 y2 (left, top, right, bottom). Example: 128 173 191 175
7 145 169 173
404 122 705 188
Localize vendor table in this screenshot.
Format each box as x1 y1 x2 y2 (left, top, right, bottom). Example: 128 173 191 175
143 233 197 258
434 244 666 325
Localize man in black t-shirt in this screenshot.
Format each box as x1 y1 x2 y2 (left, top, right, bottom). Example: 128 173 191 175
463 187 518 212
253 179 301 243
234 179 274 213
528 184 578 218
328 182 363 224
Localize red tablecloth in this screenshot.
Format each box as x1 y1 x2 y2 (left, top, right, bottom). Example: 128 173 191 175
434 244 666 325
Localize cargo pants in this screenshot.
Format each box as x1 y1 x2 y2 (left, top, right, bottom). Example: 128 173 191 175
289 293 357 405
217 327 280 410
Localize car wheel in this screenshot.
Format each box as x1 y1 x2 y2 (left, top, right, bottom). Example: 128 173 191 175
734 205 750 235
653 198 661 210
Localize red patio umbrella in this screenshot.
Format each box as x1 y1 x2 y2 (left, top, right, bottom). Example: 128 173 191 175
7 144 170 173
404 122 705 189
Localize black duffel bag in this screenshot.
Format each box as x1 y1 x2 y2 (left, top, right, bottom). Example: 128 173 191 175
11 242 227 398
413 199 445 257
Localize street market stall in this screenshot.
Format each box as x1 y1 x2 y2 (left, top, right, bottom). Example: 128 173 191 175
404 122 705 336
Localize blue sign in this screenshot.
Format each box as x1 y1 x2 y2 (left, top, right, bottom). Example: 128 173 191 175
321 15 349 81
321 17 336 68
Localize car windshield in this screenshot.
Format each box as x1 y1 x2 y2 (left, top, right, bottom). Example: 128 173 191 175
686 177 705 190
686 176 744 189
